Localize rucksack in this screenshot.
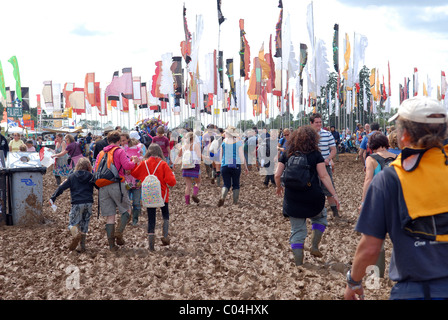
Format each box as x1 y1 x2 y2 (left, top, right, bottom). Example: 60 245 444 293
141 160 165 208
140 131 152 148
369 153 396 171
91 147 124 188
78 138 89 157
281 152 314 191
181 147 195 169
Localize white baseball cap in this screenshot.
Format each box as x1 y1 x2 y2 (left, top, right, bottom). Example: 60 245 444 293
129 131 140 140
388 97 447 124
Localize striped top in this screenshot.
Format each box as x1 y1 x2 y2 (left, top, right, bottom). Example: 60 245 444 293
318 129 336 160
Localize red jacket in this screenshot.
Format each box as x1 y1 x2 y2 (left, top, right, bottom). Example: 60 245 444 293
131 157 176 202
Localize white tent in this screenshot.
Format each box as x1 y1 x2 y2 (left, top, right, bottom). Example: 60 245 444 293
7 126 24 134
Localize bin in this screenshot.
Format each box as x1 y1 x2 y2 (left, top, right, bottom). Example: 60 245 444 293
5 152 47 225
0 151 7 226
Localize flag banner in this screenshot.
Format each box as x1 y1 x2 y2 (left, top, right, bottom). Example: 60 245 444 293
306 2 315 51
353 33 368 83
239 19 251 80
151 61 163 99
332 24 339 73
217 0 225 25
121 95 129 113
315 39 330 96
85 73 96 106
388 61 391 97
370 68 376 98
8 56 22 101
139 82 148 109
70 88 86 115
105 68 133 101
37 94 41 115
342 33 351 82
172 56 184 99
94 82 101 110
161 53 175 96
189 15 204 77
218 51 224 89
100 90 107 116
181 5 192 64
226 59 237 107
274 5 283 58
21 87 30 112
213 50 218 95
42 80 54 109
132 76 142 104
265 35 276 94
63 82 74 109
413 67 418 97
0 61 6 100
52 83 62 111
299 43 308 80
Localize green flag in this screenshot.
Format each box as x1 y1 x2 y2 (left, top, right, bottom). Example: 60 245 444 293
0 61 6 100
8 56 21 101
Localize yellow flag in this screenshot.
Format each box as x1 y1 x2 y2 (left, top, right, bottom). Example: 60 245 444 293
423 82 428 96
370 68 376 97
342 33 351 80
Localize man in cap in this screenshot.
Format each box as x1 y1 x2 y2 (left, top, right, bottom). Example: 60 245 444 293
345 97 448 300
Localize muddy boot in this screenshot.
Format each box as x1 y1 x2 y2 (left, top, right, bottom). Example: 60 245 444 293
161 219 170 246
192 186 200 203
292 248 304 266
185 195 190 205
148 234 155 251
310 228 324 258
205 164 211 178
105 224 118 251
132 208 140 226
232 189 240 205
216 172 221 187
375 247 386 278
218 187 229 207
79 233 87 253
115 212 130 246
55 176 62 185
68 226 81 251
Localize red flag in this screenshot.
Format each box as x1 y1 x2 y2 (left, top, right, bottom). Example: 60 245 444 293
84 73 95 106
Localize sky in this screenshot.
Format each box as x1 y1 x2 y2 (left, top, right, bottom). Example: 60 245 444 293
0 0 447 129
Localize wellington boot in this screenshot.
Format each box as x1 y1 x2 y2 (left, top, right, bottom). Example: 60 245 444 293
216 175 221 187
232 189 240 205
148 234 155 251
161 219 170 246
68 226 81 251
132 208 140 226
78 233 87 253
310 229 324 258
105 224 118 251
292 248 304 266
218 187 229 207
116 212 130 246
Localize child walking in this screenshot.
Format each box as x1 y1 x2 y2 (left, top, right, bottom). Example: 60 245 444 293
131 144 176 251
49 157 95 252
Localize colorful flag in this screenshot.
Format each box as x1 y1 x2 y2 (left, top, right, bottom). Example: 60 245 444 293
274 3 283 58
441 71 447 100
94 82 101 110
70 88 86 115
217 0 225 25
181 4 192 64
8 56 21 101
239 19 251 80
151 61 163 99
42 81 54 108
226 59 236 106
332 24 339 73
63 82 74 109
105 68 133 101
84 73 95 106
413 67 418 97
265 35 276 94
342 33 351 81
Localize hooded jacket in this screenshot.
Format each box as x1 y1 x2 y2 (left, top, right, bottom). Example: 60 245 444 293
50 170 95 205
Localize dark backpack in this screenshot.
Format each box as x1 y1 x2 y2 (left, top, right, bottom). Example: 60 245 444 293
140 131 152 148
281 152 314 191
91 147 123 188
369 153 395 170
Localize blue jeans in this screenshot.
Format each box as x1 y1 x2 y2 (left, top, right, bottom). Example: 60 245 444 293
289 208 327 249
147 203 169 234
221 165 241 190
69 203 93 234
128 188 142 212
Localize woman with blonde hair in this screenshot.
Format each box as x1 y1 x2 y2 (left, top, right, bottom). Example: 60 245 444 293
174 131 202 205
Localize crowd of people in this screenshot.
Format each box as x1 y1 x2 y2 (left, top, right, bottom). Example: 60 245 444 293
7 96 441 300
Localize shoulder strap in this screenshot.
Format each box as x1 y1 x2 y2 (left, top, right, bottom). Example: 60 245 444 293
152 160 163 175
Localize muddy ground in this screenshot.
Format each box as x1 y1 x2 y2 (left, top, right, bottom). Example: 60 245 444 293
0 153 394 300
